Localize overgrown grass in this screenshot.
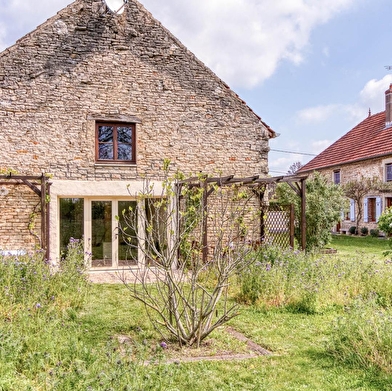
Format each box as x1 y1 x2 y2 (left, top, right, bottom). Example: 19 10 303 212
2 236 392 390
237 246 392 312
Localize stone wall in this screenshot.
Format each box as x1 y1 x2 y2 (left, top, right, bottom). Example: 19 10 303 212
0 0 272 254
0 185 41 250
316 157 392 233
0 0 270 180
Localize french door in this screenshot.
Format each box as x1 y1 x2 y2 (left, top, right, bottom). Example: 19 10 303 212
60 198 139 269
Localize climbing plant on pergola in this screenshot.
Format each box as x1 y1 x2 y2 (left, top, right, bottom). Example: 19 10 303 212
176 173 308 262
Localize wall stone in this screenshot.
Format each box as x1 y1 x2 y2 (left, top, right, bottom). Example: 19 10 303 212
316 157 392 233
0 0 272 253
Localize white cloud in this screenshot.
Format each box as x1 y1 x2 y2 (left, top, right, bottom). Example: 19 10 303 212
0 0 357 88
296 104 339 123
359 75 392 113
295 75 392 127
141 0 356 88
311 139 332 154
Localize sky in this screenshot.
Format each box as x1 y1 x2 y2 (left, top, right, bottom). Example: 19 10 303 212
1 0 392 175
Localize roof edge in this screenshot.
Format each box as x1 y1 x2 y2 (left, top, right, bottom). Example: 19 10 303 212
299 151 392 173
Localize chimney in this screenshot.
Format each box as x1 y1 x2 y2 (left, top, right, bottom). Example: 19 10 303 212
386 84 392 128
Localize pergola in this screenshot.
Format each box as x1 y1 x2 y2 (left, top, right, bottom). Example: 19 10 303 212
0 174 51 256
176 174 308 263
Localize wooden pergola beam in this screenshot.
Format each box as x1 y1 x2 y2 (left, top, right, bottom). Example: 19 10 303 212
176 173 308 257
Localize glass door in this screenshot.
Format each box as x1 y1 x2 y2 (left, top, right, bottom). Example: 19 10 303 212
118 201 138 266
91 201 113 267
60 198 140 269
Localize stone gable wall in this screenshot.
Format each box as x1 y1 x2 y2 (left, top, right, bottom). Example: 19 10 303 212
0 0 270 180
0 0 271 253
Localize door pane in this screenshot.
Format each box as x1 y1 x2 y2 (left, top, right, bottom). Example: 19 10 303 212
118 201 138 266
146 198 167 265
91 201 112 267
59 198 84 257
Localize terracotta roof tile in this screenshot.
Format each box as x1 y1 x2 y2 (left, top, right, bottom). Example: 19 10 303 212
298 111 392 172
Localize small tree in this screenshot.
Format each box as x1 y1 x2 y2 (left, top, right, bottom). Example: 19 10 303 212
342 176 381 234
118 170 261 347
275 172 347 251
287 161 303 175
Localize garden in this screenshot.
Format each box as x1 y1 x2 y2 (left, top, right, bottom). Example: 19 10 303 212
1 234 392 390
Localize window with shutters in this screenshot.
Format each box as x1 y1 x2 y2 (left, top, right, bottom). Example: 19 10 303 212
364 197 382 223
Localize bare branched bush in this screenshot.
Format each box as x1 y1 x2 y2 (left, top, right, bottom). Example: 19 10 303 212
117 172 262 347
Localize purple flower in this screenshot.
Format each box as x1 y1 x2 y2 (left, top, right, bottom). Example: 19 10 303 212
159 341 168 349
35 303 42 309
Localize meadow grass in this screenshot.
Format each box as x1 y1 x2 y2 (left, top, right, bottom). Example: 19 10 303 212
1 236 392 390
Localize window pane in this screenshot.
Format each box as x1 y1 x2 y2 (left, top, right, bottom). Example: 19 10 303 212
118 201 138 266
59 198 84 257
98 126 113 142
117 127 132 143
99 144 114 160
334 171 340 184
91 201 112 267
118 144 132 160
387 164 392 181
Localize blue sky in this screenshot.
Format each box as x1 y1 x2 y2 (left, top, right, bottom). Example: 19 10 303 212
1 0 391 175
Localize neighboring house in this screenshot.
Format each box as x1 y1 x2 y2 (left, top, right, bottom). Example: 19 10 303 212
298 84 392 234
0 0 276 268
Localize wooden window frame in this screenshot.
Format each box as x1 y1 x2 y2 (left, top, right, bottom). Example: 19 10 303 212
95 121 136 164
386 163 392 182
333 170 341 185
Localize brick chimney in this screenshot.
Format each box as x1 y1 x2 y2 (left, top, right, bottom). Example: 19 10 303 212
385 84 392 128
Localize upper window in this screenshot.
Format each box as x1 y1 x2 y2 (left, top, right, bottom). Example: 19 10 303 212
386 163 392 182
96 122 135 163
333 170 341 185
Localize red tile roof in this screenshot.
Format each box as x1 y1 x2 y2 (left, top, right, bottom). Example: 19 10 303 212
298 111 392 172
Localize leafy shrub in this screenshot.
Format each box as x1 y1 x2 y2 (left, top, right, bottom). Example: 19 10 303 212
275 172 347 251
360 227 369 236
370 228 380 237
378 207 392 235
327 296 392 373
349 226 357 235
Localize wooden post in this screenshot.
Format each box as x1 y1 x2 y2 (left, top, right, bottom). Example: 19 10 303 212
45 178 51 259
202 179 208 264
300 178 306 251
259 191 265 244
40 175 47 251
289 203 295 248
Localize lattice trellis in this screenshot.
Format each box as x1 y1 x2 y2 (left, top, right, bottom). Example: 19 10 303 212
261 203 295 248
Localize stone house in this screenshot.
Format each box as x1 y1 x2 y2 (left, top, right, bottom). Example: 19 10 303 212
298 84 392 234
0 0 276 268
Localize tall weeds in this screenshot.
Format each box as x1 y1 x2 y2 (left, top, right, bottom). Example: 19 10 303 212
0 240 90 389
237 247 392 313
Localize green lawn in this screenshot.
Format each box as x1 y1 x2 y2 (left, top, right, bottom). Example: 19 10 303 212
331 234 390 258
